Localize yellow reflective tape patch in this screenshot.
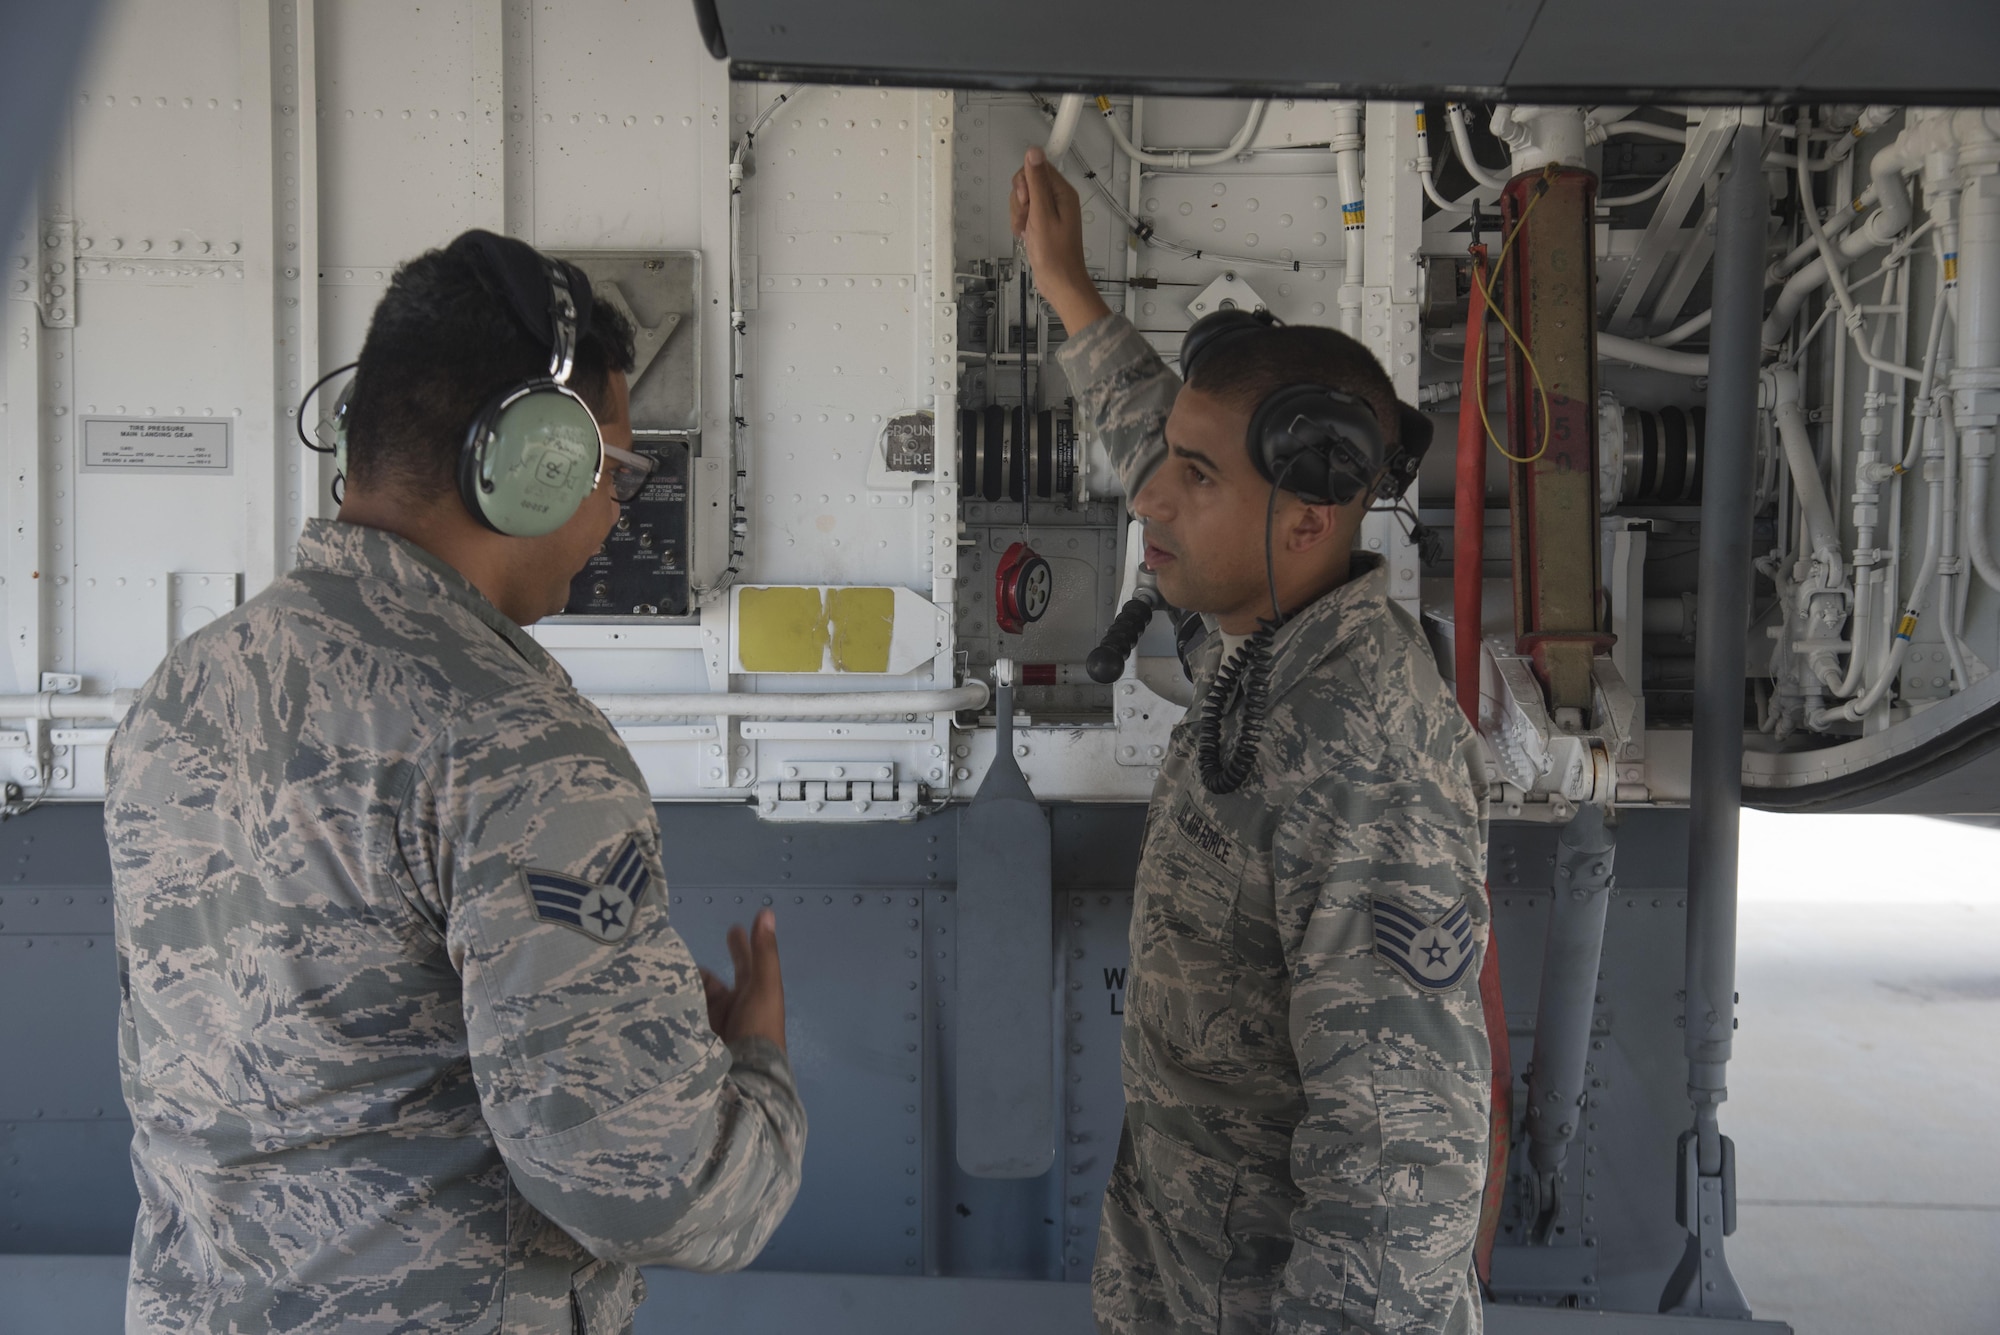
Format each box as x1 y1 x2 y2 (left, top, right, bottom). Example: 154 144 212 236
737 586 828 672
825 587 895 673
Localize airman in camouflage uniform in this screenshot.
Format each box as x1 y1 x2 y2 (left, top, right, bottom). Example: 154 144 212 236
1025 149 1491 1334
106 234 804 1334
107 520 804 1333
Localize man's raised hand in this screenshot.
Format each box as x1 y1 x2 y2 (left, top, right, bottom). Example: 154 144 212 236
1010 147 1112 336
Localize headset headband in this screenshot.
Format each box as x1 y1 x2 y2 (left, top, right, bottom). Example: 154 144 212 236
452 229 595 379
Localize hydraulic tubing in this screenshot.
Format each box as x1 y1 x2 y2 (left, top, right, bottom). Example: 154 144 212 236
1523 805 1617 1242
1663 123 1764 1319
1957 142 2000 591
589 684 990 720
1097 97 1265 169
1332 101 1365 337
1044 93 1086 160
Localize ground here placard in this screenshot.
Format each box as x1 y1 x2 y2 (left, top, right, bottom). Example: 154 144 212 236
82 418 231 473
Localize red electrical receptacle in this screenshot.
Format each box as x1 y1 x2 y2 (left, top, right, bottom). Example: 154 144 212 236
994 541 1052 635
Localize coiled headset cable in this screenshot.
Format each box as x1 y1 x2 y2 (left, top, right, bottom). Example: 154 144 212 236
1196 456 1299 794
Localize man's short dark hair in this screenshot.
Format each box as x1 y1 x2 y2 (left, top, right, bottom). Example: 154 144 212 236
343 239 636 498
1182 323 1399 453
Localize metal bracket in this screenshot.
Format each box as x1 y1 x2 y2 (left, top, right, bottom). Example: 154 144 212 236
1486 651 1638 805
1185 271 1268 320
1660 1130 1749 1315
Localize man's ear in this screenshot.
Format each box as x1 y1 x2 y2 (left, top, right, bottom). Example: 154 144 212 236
1284 498 1347 555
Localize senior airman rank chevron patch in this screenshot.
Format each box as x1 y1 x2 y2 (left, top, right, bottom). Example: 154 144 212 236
1371 895 1476 993
522 835 653 945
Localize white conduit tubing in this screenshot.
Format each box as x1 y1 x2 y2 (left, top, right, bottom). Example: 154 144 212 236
1601 173 1676 209
0 691 137 721
1604 120 1686 143
1651 309 1713 346
1836 309 1895 699
1893 276 1955 473
1816 414 1948 726
1768 368 1843 566
1937 405 1979 691
1770 186 1876 281
1121 97 1145 325
0 684 996 727
1097 97 1266 169
1332 101 1366 337
1956 151 2000 593
1446 103 1512 191
1835 555 1876 698
1763 117 1916 349
1968 442 2000 592
1597 333 1709 376
1769 365 1853 695
1415 107 1472 214
1832 291 1896 699
591 684 991 720
1802 154 1925 388
1044 94 1086 160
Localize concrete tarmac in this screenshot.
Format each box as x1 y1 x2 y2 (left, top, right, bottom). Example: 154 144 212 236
1728 810 2000 1335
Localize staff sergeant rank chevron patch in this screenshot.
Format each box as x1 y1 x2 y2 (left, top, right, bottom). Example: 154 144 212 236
523 836 654 944
1371 895 1476 993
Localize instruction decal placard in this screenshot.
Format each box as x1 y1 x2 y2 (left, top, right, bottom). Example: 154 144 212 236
82 418 232 474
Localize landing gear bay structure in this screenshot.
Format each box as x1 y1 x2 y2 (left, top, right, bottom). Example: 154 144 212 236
1 1 1996 1330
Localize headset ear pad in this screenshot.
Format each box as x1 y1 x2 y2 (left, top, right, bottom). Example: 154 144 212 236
1246 384 1385 506
460 382 603 537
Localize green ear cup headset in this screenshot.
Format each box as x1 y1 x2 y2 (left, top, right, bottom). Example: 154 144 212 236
298 230 623 536
452 232 606 537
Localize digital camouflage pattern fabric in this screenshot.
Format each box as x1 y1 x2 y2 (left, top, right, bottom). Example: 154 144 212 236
105 520 805 1334
1057 315 1491 1335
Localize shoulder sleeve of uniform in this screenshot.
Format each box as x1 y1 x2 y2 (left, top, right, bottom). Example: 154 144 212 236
397 683 804 1271
1053 312 1177 499
1267 756 1490 1335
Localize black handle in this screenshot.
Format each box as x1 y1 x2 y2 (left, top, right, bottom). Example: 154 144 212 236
1086 596 1159 683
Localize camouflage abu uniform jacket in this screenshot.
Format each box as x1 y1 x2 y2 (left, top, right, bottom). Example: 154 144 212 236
106 520 805 1334
1056 315 1490 1335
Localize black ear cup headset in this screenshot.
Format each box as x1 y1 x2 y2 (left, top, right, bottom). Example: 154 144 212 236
299 230 655 535
1176 306 1434 507
1169 307 1436 794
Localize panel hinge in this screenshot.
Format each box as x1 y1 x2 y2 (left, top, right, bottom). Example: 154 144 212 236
754 762 922 821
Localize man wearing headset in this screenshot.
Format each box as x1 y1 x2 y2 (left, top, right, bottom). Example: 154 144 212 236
105 231 802 1334
1013 148 1490 1335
